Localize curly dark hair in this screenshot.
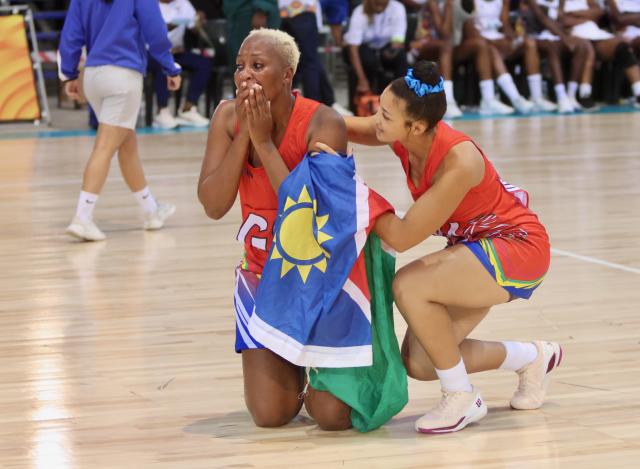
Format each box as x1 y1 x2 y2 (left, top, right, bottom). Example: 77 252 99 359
389 61 446 131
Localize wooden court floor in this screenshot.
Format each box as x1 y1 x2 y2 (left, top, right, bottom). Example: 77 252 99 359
1 113 639 468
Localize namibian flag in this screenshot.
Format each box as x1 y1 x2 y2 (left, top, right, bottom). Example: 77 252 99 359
249 151 394 367
249 151 408 431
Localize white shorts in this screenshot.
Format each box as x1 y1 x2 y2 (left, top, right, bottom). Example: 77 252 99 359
571 21 614 41
623 25 640 41
83 65 143 130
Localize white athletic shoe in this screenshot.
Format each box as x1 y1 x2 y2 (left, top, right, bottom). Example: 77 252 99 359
510 341 563 410
557 97 575 114
415 386 487 434
533 97 558 112
153 108 179 129
331 102 354 116
176 108 210 127
66 216 106 242
144 201 176 230
512 96 534 114
479 98 515 115
445 100 463 119
568 96 583 112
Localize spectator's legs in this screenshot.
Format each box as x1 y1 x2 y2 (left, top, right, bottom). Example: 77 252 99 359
148 56 170 109
488 40 532 112
283 12 335 106
593 38 640 103
174 52 212 112
357 44 381 90
379 44 408 90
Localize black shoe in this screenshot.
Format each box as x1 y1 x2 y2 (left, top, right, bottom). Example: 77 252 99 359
577 95 598 111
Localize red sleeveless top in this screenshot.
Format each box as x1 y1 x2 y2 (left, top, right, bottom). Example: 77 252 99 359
236 93 321 274
392 121 548 247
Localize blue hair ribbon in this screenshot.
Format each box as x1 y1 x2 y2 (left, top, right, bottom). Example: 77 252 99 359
404 69 444 97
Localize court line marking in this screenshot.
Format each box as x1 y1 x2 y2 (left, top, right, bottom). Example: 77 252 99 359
550 248 640 274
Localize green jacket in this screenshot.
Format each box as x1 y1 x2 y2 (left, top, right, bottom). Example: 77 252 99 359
222 0 279 18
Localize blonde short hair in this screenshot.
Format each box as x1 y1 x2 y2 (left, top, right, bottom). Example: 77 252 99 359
245 29 301 74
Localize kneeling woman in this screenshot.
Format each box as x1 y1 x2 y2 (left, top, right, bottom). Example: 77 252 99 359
198 29 351 430
323 61 562 434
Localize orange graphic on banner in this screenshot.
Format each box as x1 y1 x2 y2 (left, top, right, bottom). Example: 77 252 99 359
0 15 40 122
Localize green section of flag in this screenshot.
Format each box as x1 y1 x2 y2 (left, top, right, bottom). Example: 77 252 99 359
310 233 408 432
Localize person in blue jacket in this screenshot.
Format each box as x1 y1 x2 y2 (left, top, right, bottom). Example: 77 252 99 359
59 0 182 241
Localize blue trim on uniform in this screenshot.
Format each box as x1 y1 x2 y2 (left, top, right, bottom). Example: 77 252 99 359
462 241 538 300
234 269 266 353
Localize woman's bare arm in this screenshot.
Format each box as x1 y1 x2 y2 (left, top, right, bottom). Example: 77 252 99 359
373 141 485 252
197 100 250 220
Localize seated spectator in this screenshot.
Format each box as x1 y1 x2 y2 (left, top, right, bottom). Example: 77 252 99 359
279 0 353 114
150 0 212 128
344 0 409 96
321 0 350 46
223 0 280 64
608 0 640 58
473 0 556 113
523 0 595 112
561 0 640 107
400 0 427 13
410 0 512 117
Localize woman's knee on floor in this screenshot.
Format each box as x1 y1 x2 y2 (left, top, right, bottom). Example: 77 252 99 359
305 387 352 431
245 393 302 428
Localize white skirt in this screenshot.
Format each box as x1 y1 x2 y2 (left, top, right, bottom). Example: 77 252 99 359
571 21 614 41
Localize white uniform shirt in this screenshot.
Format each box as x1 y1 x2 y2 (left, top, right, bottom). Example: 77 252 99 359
344 0 407 49
159 0 197 49
474 0 505 40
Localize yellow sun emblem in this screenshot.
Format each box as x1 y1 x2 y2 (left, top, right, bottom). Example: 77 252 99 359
271 185 332 283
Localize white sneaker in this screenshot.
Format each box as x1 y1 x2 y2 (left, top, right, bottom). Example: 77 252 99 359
176 108 210 127
153 108 178 129
479 98 515 115
331 102 354 116
66 216 106 242
144 201 176 230
415 386 487 434
510 341 563 410
568 96 582 112
445 100 463 119
533 97 557 112
512 96 534 114
557 97 575 114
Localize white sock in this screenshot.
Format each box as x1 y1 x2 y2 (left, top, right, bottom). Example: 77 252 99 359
527 74 543 101
436 358 473 393
579 83 592 99
75 191 98 221
632 81 640 97
567 81 578 99
497 73 522 104
554 83 568 102
479 79 495 103
133 186 158 214
444 80 455 103
499 341 538 371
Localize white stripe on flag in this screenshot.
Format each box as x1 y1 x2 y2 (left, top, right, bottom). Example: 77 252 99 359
342 278 371 323
248 313 373 367
353 174 369 254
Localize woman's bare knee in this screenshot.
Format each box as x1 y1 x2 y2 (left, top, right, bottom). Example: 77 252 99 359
248 400 301 428
305 387 352 431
